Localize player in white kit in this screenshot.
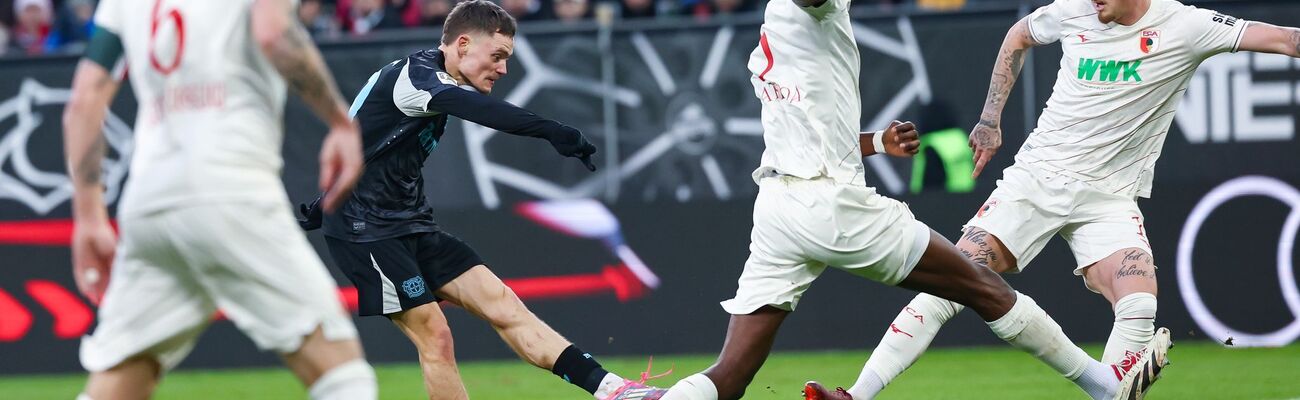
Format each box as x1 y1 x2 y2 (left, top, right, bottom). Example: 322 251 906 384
805 0 1300 399
607 0 1172 399
63 0 377 399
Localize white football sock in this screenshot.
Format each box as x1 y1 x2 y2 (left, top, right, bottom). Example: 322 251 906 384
593 372 626 399
851 293 965 399
846 369 884 400
308 359 377 400
1102 293 1157 365
661 373 718 400
1075 359 1124 400
986 292 1116 399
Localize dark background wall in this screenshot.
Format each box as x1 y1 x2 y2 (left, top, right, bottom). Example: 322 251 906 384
1 0 1298 374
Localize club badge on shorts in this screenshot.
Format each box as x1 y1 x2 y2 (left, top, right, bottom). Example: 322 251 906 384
402 276 427 298
977 199 999 218
1139 29 1161 54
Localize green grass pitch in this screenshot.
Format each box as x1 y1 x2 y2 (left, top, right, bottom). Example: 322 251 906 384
2 342 1297 399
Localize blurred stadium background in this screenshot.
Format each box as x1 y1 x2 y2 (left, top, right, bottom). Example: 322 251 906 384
1 0 1298 398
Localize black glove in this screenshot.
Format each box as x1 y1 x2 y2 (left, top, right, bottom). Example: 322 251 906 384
543 124 598 171
297 197 323 231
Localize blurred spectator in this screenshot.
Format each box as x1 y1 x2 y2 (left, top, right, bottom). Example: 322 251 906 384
681 0 706 20
501 0 549 22
553 0 589 23
414 0 454 26
340 0 403 35
45 0 94 54
10 0 52 55
711 0 754 16
621 0 655 19
300 0 342 37
918 0 966 11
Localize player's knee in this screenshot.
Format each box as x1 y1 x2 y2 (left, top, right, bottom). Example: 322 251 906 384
959 267 1017 314
417 318 456 363
482 289 532 330
308 359 377 400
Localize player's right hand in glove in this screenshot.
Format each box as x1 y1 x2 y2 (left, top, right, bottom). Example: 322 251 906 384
543 124 599 172
297 197 323 231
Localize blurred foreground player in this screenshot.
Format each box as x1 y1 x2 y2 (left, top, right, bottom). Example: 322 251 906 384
65 0 375 399
639 0 1171 399
812 0 1300 398
295 1 660 399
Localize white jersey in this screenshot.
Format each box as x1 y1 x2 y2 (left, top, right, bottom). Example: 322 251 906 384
95 0 292 216
748 0 866 186
1018 0 1247 198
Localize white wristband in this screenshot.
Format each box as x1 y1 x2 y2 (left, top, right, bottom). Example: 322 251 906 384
872 130 886 155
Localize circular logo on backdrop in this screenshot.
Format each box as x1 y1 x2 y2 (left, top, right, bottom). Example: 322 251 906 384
1177 176 1300 347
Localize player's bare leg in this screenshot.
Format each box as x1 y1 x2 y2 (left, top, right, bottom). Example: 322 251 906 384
1082 248 1159 365
82 356 161 400
437 265 652 399
438 265 570 367
893 230 1017 319
390 303 469 400
661 306 789 400
842 228 1012 398
281 326 376 400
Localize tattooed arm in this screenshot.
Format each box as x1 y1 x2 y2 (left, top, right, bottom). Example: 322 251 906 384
63 58 121 303
1237 22 1300 58
254 0 349 128
253 0 362 212
970 17 1039 179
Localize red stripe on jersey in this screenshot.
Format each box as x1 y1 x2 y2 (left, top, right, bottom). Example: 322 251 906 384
758 32 774 82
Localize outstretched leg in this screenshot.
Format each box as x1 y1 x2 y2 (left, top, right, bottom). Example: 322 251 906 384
893 230 1131 400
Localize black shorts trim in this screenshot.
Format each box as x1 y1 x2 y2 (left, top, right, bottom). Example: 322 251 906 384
326 231 483 316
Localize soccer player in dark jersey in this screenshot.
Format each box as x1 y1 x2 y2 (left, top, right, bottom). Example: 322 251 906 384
296 1 664 399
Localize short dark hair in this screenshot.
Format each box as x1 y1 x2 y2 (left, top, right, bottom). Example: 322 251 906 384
442 0 518 45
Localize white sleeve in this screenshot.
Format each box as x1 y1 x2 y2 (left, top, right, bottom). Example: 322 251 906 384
1024 0 1070 45
92 0 123 35
1182 6 1249 57
392 61 458 117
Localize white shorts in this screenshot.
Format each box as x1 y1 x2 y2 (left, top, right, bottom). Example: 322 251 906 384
80 201 358 372
720 176 931 315
964 164 1154 278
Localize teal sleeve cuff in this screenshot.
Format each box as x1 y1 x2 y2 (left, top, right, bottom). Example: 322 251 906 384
84 26 125 73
